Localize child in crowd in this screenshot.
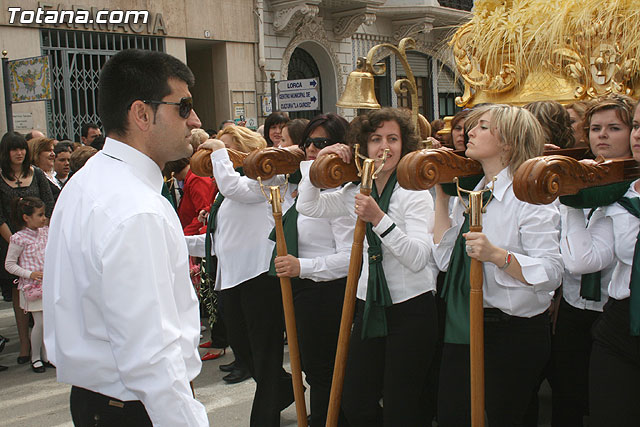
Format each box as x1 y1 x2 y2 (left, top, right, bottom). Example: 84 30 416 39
5 196 51 373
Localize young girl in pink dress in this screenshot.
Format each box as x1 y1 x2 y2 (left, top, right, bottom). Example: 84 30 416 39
4 196 50 373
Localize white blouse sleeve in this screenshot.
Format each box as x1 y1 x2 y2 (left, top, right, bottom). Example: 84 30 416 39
298 214 354 281
184 234 215 258
296 160 355 219
561 206 615 274
433 198 465 272
494 203 563 292
211 149 281 204
4 242 32 278
373 188 434 273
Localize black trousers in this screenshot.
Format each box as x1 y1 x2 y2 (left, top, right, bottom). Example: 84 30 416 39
589 298 640 427
438 309 550 427
220 273 293 427
70 386 151 427
551 298 600 426
293 277 346 427
342 292 438 427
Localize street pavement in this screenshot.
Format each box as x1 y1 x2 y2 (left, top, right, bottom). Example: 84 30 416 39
0 299 552 426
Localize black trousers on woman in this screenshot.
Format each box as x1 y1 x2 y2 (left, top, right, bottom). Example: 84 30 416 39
293 277 346 427
438 309 550 427
220 273 293 427
589 298 640 427
551 298 601 426
342 292 438 427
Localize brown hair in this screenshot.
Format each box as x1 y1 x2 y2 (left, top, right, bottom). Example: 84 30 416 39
346 108 419 158
70 146 98 173
524 101 574 148
466 104 545 175
582 94 636 137
28 137 55 168
285 118 310 146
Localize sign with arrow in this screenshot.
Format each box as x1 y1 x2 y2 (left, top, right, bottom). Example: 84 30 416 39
276 77 320 112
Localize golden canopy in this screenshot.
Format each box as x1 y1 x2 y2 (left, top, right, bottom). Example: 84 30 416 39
450 0 640 107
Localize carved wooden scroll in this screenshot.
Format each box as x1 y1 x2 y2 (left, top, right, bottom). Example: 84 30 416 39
243 147 305 180
309 154 360 189
397 148 483 190
513 156 640 205
190 148 248 177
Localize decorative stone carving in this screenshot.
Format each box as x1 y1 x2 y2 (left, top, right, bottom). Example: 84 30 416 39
273 1 320 33
333 11 376 40
392 20 433 43
281 17 344 96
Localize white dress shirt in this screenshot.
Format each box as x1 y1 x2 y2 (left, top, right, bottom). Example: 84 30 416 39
296 160 437 303
210 148 288 290
296 187 354 281
433 167 564 317
560 206 613 311
605 180 640 300
43 138 208 426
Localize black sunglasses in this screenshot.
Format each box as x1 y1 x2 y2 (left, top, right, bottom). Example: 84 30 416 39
303 137 334 150
140 97 194 119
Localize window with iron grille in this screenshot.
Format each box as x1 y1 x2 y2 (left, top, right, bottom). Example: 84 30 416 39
41 29 164 142
439 0 474 11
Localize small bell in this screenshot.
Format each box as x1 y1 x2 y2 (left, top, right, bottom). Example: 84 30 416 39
336 57 381 110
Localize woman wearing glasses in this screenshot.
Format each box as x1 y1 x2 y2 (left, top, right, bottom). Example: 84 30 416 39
296 108 438 426
272 113 354 426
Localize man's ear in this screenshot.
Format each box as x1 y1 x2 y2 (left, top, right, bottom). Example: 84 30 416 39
129 100 152 132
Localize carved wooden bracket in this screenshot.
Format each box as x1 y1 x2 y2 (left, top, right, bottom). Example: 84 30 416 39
513 155 640 205
244 147 306 180
396 148 482 190
190 148 248 177
309 154 359 189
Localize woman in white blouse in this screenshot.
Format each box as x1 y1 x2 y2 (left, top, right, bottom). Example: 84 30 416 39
433 104 563 426
560 101 640 427
297 107 438 426
272 113 354 427
554 94 635 426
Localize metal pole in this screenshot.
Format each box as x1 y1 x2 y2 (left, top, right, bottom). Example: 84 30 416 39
2 51 14 133
270 72 277 112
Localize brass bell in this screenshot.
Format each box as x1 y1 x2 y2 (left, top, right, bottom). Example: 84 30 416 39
337 57 381 110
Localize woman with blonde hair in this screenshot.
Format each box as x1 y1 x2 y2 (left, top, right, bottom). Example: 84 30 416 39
189 128 296 424
433 104 563 426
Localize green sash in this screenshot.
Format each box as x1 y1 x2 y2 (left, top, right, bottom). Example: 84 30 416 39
361 171 397 340
616 196 640 336
441 190 492 344
579 208 601 301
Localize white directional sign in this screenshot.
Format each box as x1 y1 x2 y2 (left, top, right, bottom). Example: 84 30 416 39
277 77 319 93
277 77 320 112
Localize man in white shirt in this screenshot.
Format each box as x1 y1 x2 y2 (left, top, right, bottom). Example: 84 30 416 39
43 49 209 426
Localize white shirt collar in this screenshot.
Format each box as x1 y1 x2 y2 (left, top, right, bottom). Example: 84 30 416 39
101 137 164 194
475 166 511 202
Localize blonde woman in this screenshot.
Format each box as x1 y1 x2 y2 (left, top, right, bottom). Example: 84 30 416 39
433 104 563 426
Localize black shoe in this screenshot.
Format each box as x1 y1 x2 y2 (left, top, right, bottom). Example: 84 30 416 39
43 361 56 369
223 368 251 384
0 365 7 372
2 293 12 302
17 355 30 364
31 360 45 373
219 360 236 372
0 336 7 352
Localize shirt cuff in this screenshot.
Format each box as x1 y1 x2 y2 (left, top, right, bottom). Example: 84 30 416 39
210 147 230 163
298 258 313 278
494 253 550 287
300 160 313 175
372 214 394 237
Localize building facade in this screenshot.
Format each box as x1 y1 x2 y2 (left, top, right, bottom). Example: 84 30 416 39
0 0 470 140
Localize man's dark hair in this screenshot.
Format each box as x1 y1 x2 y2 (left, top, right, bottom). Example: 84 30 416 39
219 120 234 131
298 114 348 150
0 132 30 181
24 131 38 141
98 49 195 137
81 123 100 138
54 142 74 156
90 135 106 151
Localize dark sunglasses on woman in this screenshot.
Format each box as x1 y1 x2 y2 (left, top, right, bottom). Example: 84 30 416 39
303 137 334 150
